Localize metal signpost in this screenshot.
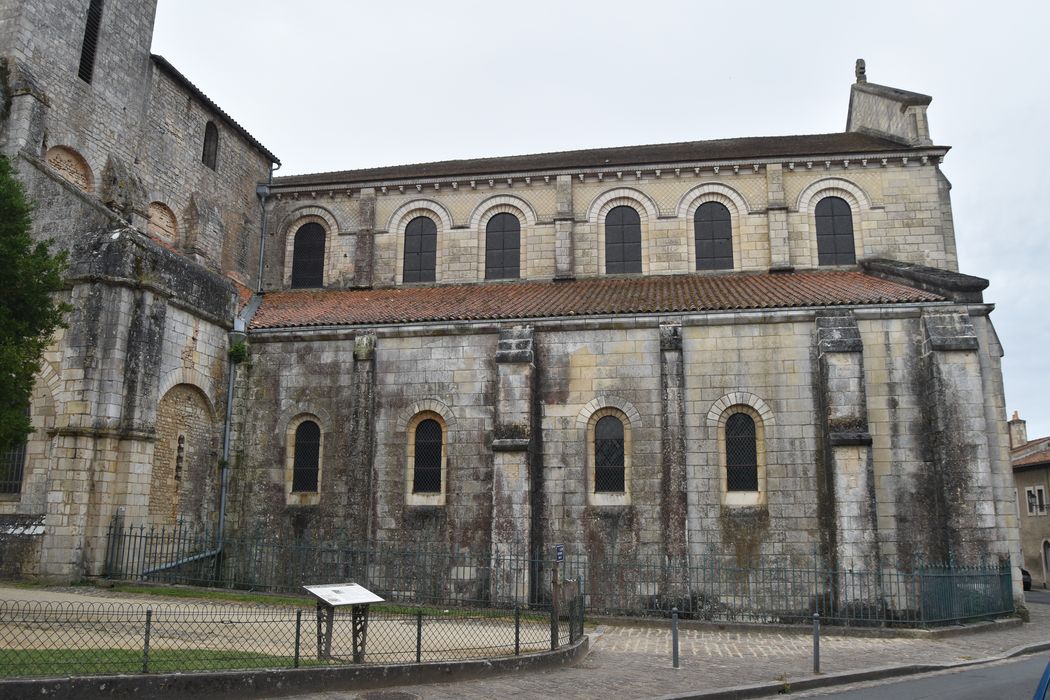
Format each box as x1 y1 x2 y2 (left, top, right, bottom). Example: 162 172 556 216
303 583 384 663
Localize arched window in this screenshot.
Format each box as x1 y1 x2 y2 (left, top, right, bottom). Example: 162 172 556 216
413 419 443 493
815 196 856 265
78 0 104 83
291 222 326 288
604 206 642 274
403 216 437 283
0 407 29 494
594 415 626 492
291 421 321 493
202 121 219 170
485 213 521 280
725 413 758 492
694 202 733 270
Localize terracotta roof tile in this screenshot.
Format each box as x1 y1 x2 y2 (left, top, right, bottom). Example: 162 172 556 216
251 271 943 330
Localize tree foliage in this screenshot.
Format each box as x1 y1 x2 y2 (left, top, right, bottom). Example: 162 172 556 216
0 155 69 453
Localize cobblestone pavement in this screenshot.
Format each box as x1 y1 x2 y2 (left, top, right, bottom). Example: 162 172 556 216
287 603 1050 699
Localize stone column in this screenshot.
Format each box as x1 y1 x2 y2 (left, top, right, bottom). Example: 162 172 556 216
352 188 376 289
554 175 575 280
490 326 535 605
766 164 791 269
815 313 881 579
347 334 376 541
659 324 687 578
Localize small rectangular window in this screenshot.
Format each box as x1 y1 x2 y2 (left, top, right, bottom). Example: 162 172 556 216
78 0 104 84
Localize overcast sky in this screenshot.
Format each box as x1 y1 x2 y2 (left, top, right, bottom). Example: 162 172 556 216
153 0 1049 439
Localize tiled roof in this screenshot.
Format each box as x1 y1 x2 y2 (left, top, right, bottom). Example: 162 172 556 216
273 133 938 187
1013 437 1050 469
250 271 944 330
151 55 280 165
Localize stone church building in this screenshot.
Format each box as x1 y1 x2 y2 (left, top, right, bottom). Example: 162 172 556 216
0 1 1022 602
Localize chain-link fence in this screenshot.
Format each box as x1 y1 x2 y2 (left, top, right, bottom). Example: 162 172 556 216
0 596 584 679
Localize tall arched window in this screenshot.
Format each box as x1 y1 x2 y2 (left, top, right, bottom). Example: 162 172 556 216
0 407 29 494
292 421 321 493
485 213 521 280
403 216 437 283
202 121 219 170
291 222 326 288
78 0 104 83
413 419 443 493
725 413 758 492
815 196 856 265
605 206 642 274
594 415 626 493
695 202 733 270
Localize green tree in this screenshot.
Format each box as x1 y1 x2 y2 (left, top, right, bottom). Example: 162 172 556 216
0 155 69 453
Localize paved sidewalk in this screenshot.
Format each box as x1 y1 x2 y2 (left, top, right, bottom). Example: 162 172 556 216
285 603 1050 699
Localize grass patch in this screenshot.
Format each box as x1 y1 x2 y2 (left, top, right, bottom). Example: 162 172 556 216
0 647 322 678
97 583 312 608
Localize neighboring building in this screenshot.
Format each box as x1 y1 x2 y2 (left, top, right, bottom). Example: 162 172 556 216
0 1 1024 607
1010 412 1050 587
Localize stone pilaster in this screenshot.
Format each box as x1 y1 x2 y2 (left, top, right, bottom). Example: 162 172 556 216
766 164 791 269
815 313 880 577
352 188 376 289
659 324 687 567
490 326 534 605
554 175 575 280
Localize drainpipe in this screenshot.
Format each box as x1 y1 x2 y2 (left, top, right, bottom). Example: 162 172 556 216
257 162 281 293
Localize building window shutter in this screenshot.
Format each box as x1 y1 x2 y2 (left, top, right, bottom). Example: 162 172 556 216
78 0 104 83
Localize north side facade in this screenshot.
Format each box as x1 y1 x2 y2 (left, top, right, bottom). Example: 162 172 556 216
0 0 1022 602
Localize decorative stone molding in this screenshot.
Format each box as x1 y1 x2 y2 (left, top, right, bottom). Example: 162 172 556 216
157 368 217 412
675 182 753 218
468 195 537 230
277 205 341 238
795 177 873 214
397 399 457 433
585 187 659 224
576 395 642 429
385 199 454 233
706 392 775 430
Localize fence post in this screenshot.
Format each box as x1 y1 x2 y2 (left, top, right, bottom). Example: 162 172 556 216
142 609 152 674
294 609 302 668
550 564 559 651
415 609 423 663
514 605 521 656
671 607 680 669
812 612 820 674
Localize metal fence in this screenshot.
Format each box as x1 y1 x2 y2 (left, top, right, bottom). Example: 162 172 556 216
0 598 583 679
104 524 1015 628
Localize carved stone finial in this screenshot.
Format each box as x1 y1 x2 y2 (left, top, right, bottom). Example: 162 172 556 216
855 58 867 83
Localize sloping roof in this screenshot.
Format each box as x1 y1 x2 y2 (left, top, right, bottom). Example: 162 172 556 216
273 132 938 188
251 270 943 330
1013 437 1050 469
150 55 280 165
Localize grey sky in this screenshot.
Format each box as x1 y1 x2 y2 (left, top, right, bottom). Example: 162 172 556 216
152 0 1049 439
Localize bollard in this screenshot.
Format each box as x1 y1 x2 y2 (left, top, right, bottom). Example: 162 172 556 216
294 609 302 668
671 607 680 669
813 612 820 673
514 605 521 656
142 609 152 674
416 609 423 663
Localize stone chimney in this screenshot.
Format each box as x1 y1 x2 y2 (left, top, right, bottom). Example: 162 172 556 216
1009 411 1028 449
846 58 934 146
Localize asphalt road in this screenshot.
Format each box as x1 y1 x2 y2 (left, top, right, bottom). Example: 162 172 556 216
796 654 1050 699
1027 589 1050 606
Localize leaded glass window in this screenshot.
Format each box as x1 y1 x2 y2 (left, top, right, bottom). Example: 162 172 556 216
485 213 521 280
726 413 758 491
695 202 733 270
815 196 856 265
413 419 442 493
594 415 626 493
404 216 437 283
605 206 642 274
291 421 320 493
291 222 326 288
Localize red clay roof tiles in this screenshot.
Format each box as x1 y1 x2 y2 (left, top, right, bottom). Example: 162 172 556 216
250 270 943 330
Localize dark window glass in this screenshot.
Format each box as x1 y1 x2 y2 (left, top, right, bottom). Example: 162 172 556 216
78 0 104 83
403 217 437 283
695 202 733 271
202 121 219 170
815 196 856 265
726 413 758 491
0 408 29 495
413 419 442 493
291 222 326 288
485 213 521 280
594 415 626 493
604 206 642 274
291 421 320 493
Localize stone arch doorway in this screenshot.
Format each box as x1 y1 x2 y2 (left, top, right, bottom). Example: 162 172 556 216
149 384 218 529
